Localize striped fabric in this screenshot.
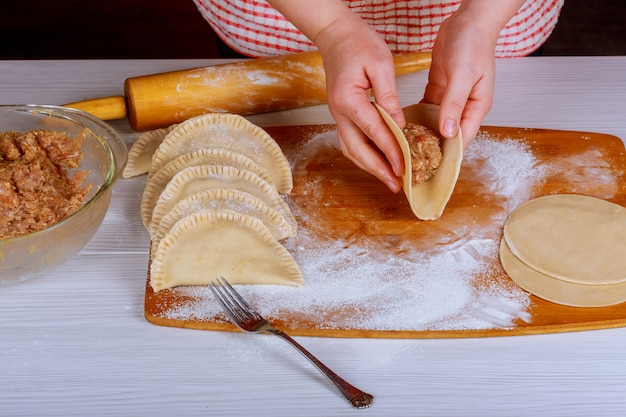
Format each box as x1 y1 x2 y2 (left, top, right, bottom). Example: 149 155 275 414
193 0 564 58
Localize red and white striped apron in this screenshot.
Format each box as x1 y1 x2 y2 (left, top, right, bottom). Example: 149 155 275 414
193 0 563 58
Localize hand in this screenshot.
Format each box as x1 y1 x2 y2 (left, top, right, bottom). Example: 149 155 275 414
314 15 405 192
268 0 525 187
423 12 497 147
423 2 519 148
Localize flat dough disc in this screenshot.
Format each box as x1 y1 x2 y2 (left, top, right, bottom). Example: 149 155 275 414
140 147 274 228
148 113 292 193
123 125 175 178
149 164 293 236
504 194 626 285
500 239 626 307
375 103 463 220
150 210 303 292
154 188 296 247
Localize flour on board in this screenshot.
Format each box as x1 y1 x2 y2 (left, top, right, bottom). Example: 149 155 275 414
160 131 550 331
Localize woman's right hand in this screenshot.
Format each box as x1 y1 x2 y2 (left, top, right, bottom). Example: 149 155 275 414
313 14 406 192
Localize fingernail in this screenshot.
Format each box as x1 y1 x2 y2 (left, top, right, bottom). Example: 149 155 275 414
391 111 406 128
443 118 457 137
386 174 401 193
392 158 403 177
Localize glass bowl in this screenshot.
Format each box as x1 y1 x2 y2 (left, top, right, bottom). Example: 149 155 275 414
0 105 128 284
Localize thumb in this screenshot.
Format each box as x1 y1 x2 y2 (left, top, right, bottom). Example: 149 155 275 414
370 64 405 128
440 74 494 147
438 79 470 139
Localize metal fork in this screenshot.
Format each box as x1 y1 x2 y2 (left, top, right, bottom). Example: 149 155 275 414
209 277 374 409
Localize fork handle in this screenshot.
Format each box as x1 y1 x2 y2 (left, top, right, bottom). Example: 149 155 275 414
268 329 374 408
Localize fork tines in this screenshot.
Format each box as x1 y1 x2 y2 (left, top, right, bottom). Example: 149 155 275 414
209 277 256 324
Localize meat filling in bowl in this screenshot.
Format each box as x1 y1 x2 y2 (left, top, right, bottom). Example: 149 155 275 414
402 123 442 184
0 130 91 239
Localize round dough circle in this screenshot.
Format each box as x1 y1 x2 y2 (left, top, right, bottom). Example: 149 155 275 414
500 239 626 307
503 194 626 285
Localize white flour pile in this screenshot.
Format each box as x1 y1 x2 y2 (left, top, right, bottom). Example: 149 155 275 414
161 131 548 331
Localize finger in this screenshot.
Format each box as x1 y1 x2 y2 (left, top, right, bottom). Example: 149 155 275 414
455 75 494 147
437 74 471 139
458 99 489 148
329 88 405 177
421 47 447 105
356 102 405 177
371 87 407 176
439 63 495 143
329 82 405 177
334 114 403 193
369 66 405 129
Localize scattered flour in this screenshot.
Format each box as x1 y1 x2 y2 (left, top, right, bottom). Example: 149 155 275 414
463 136 547 211
160 130 548 332
542 148 621 199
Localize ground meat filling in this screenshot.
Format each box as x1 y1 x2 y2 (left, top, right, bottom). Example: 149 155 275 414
0 130 91 239
402 123 443 184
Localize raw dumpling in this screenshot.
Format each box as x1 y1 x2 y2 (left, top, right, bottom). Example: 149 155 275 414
140 147 274 228
150 210 304 292
123 125 176 178
149 164 293 236
375 102 463 220
153 188 297 248
148 113 293 193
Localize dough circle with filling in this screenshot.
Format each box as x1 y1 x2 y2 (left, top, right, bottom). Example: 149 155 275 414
375 102 463 220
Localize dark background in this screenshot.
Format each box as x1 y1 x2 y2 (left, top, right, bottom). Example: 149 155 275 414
2 0 626 59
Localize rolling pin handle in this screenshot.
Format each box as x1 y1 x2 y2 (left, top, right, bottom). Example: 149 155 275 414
63 95 128 121
392 51 432 76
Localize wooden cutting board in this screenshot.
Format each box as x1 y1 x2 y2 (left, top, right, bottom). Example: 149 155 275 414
144 124 626 338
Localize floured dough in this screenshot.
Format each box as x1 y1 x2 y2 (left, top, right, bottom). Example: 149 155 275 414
150 210 304 292
504 194 626 285
140 148 274 228
500 239 626 307
148 113 293 193
154 188 296 247
149 164 292 236
375 102 463 220
141 113 303 292
123 125 176 178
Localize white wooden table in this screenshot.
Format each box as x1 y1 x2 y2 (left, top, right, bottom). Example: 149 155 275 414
1 57 625 417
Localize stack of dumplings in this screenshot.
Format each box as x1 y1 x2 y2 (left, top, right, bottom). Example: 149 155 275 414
135 113 303 292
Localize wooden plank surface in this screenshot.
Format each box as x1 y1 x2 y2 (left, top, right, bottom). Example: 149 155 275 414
145 124 626 338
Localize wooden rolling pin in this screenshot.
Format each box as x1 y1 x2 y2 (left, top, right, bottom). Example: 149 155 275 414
64 50 431 131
